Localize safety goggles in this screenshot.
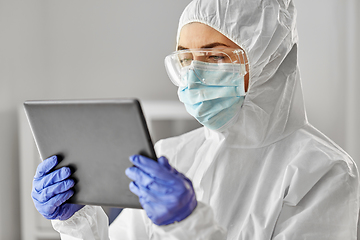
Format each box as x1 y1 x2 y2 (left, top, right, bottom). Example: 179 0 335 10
165 48 248 87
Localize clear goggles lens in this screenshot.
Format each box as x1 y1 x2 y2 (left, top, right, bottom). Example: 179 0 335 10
164 48 248 87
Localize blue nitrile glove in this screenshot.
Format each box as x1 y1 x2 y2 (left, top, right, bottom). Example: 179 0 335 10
125 155 197 226
31 155 84 220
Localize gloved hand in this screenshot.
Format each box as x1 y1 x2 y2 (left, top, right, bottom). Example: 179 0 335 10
31 155 84 220
126 155 197 225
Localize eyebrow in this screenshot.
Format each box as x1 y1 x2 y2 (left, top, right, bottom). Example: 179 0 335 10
177 42 230 51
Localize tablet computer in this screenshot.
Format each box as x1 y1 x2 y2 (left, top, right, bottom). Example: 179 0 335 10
24 98 157 209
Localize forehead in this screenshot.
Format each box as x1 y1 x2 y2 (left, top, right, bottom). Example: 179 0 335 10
178 22 240 50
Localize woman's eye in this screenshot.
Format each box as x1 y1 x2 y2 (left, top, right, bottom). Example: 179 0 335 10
180 58 192 66
208 55 225 62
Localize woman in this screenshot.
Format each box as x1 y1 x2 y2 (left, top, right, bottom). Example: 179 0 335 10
32 0 359 239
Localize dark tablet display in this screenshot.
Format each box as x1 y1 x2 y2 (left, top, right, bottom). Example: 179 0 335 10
24 98 156 209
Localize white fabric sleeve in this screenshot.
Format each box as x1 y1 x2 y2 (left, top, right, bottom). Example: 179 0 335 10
52 205 109 240
52 206 150 240
51 203 225 240
272 163 359 240
150 202 227 240
108 208 150 240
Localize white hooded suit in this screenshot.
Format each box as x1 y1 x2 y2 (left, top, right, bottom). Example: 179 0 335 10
52 0 360 239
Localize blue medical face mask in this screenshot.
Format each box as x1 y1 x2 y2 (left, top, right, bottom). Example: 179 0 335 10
178 61 246 130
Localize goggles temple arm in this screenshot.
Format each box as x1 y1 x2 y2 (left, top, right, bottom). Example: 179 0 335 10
233 49 248 76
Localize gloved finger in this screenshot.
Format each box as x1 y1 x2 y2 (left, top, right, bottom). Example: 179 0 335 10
158 156 179 175
32 179 75 203
147 181 175 193
33 196 62 220
129 155 175 181
125 163 174 188
138 197 158 223
126 165 176 188
57 204 84 221
140 198 153 217
126 167 156 187
40 205 59 220
126 165 179 197
34 167 72 191
34 155 58 179
139 198 156 216
129 181 141 197
130 179 174 195
130 182 171 202
45 189 75 209
140 178 175 194
139 198 170 226
137 184 178 204
129 155 162 176
157 156 172 170
144 187 181 206
34 189 74 216
138 192 157 211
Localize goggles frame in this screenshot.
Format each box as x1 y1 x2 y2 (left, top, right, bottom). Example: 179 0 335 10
165 48 248 87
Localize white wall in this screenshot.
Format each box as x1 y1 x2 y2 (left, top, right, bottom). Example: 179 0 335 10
0 0 359 239
297 0 347 146
296 0 360 162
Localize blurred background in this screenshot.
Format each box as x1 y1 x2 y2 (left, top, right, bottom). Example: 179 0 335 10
1 0 359 239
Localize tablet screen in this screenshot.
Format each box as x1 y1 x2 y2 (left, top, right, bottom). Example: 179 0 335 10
24 98 156 208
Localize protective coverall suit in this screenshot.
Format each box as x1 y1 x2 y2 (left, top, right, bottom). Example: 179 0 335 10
51 0 360 239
